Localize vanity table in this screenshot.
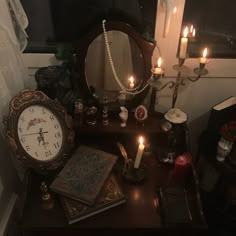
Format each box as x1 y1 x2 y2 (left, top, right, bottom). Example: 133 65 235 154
18 113 207 236
17 19 207 236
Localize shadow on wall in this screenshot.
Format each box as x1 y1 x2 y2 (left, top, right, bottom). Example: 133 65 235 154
188 111 211 161
0 133 21 199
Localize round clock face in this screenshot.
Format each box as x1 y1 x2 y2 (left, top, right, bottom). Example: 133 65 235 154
17 104 64 162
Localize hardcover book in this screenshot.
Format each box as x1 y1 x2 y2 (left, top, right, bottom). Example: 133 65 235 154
61 174 126 224
203 96 236 152
50 145 118 205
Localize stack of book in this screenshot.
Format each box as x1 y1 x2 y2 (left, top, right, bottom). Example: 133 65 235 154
50 145 126 224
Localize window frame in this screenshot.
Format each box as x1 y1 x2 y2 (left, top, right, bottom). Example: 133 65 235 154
23 0 236 78
154 0 236 78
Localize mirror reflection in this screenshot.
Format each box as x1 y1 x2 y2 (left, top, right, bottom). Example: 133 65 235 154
85 30 144 104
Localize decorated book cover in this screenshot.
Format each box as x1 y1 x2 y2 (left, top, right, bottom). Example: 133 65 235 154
50 145 118 205
61 174 126 224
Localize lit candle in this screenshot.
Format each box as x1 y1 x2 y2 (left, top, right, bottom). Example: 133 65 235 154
129 76 134 89
153 57 163 75
179 27 188 59
190 25 193 33
173 7 177 14
199 48 208 64
134 136 145 169
192 28 196 37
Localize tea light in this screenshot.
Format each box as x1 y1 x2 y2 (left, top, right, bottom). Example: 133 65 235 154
199 48 208 64
152 57 164 76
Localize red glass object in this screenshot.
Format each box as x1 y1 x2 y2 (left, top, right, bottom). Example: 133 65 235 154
172 152 192 185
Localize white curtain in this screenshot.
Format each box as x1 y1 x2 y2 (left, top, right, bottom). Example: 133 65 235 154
0 0 28 125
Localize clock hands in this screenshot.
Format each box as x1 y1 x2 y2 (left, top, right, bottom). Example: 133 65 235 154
37 128 48 149
21 130 48 136
21 128 49 149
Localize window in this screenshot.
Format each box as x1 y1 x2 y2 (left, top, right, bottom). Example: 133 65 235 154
182 0 236 58
23 0 236 78
154 0 236 78
21 0 157 53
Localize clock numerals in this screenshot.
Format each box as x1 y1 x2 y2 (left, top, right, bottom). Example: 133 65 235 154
55 131 61 139
54 142 60 149
16 105 63 162
45 150 52 157
20 116 25 122
28 107 34 113
50 115 55 121
20 136 26 143
54 123 59 129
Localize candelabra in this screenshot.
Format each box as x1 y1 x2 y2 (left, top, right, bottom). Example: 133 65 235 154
148 56 209 112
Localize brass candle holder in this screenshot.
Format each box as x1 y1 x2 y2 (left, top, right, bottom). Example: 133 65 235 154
148 55 209 110
123 163 147 184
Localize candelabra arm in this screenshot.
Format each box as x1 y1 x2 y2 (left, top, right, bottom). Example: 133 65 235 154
180 74 201 86
156 80 176 91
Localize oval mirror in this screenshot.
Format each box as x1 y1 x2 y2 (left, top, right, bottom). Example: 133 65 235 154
85 30 144 106
74 21 155 110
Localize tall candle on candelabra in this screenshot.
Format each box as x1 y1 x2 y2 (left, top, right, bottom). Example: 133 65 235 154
134 136 145 168
179 27 188 59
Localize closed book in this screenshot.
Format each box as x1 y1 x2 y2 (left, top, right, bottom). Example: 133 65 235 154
158 186 192 225
61 174 126 224
50 145 118 205
202 96 236 152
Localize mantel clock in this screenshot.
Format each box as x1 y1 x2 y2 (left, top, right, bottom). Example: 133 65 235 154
3 89 74 173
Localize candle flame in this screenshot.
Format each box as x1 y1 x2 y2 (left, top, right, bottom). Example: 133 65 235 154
183 27 188 38
129 76 134 84
190 25 193 33
203 48 208 58
139 136 144 145
192 28 196 37
173 7 177 13
157 57 162 68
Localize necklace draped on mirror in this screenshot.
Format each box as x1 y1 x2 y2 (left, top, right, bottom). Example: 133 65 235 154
102 20 149 96
74 19 155 111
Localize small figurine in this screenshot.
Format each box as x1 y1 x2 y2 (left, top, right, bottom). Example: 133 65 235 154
102 96 109 126
40 181 54 210
85 106 98 126
119 106 128 127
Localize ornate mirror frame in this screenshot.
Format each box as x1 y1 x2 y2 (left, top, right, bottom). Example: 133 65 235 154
73 21 155 110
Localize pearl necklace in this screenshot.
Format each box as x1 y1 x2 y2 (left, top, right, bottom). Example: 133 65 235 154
102 20 149 95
